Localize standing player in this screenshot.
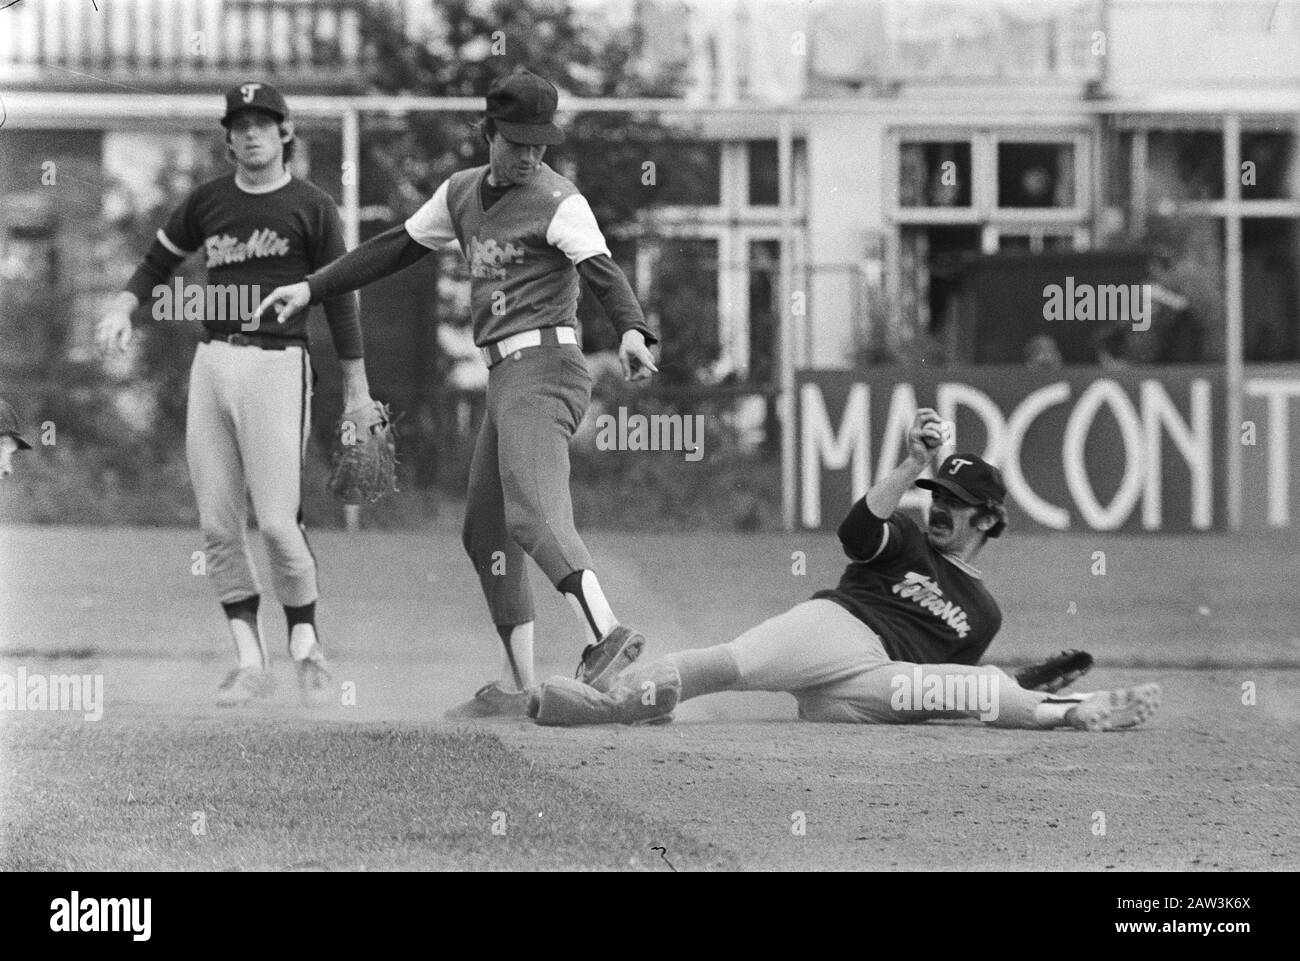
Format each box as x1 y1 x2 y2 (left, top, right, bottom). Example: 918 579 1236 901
258 70 659 718
0 398 32 480
96 83 373 707
531 409 1162 733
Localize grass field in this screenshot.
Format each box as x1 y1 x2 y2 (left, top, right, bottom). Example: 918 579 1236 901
2 522 1298 871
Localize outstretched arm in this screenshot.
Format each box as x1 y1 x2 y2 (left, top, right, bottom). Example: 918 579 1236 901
256 224 431 323
837 409 946 560
865 408 946 518
260 179 455 322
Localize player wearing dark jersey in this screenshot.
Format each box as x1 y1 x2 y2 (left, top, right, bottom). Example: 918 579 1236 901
96 82 373 707
529 409 1162 733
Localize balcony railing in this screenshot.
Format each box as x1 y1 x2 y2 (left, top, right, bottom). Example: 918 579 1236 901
0 0 365 91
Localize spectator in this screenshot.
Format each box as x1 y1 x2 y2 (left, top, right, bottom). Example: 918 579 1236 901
0 398 33 480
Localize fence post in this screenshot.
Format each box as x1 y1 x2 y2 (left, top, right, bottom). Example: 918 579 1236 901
342 104 361 534
778 110 796 531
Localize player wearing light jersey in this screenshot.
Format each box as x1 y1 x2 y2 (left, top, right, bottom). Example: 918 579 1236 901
259 70 659 718
531 409 1162 732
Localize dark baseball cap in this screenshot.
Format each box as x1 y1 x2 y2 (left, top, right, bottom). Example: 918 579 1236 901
917 453 1006 507
485 71 564 145
0 398 32 449
221 82 289 127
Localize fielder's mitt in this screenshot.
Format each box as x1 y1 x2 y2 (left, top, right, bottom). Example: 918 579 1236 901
329 400 399 505
1014 649 1094 693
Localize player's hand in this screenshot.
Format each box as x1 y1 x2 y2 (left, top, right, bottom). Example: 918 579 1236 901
95 292 139 354
907 408 950 462
619 330 658 383
256 282 312 324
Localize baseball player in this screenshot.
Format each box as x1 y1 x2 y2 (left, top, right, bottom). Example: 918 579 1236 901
0 398 32 480
95 82 373 707
258 70 659 718
530 409 1162 732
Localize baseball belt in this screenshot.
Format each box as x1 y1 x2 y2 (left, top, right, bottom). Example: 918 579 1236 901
480 325 578 368
201 328 308 351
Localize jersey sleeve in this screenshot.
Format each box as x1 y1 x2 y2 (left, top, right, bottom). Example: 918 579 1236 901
123 190 203 303
836 500 915 565
309 191 364 360
158 189 204 255
546 194 611 265
403 181 457 250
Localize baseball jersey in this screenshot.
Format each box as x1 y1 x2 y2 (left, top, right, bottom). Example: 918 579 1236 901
125 172 363 358
811 499 1002 665
404 163 610 346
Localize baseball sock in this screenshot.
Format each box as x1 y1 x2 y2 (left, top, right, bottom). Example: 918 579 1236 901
222 594 266 670
558 570 618 646
496 622 535 690
666 646 740 701
1033 694 1087 728
285 601 318 660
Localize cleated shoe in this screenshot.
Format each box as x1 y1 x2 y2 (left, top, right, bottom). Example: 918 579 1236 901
576 625 645 693
445 681 532 720
1066 683 1162 732
295 645 334 707
216 667 274 707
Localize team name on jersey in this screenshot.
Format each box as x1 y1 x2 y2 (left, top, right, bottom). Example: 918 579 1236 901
891 571 972 638
205 229 291 269
467 236 525 279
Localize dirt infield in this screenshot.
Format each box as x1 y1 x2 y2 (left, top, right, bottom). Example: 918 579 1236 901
2 524 1298 870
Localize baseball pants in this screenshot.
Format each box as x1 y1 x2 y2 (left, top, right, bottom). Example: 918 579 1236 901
462 343 594 626
720 599 1048 726
185 339 318 607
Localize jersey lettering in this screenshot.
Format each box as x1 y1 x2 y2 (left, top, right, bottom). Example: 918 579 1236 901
890 571 972 638
467 236 526 280
205 228 291 269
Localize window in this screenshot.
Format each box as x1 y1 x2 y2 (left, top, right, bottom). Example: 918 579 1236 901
748 140 779 206
648 141 722 207
1241 132 1297 200
1147 131 1224 202
997 142 1075 208
747 240 779 381
899 141 972 208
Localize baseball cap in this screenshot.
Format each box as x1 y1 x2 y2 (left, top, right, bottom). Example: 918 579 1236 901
221 82 289 127
917 453 1006 507
0 398 32 450
485 71 564 145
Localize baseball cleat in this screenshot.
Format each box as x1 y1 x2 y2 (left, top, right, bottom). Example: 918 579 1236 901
445 681 532 720
1066 683 1161 732
215 667 274 707
294 645 333 707
576 625 645 693
1015 649 1095 693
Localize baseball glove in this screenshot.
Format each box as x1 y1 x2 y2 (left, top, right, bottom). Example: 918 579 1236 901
1014 649 1094 693
328 400 399 505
